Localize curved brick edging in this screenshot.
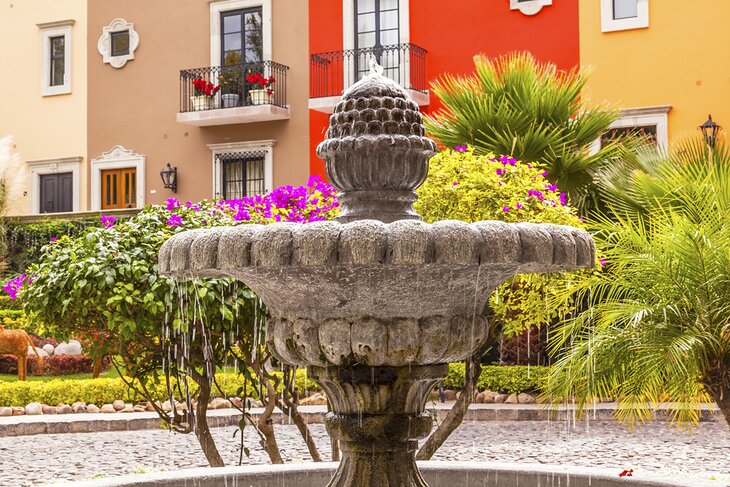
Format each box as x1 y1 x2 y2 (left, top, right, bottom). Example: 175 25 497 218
70 461 722 487
0 403 719 438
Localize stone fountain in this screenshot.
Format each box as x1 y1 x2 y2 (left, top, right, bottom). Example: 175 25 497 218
158 66 596 487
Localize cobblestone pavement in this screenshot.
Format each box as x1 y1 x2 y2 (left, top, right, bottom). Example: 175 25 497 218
0 420 727 486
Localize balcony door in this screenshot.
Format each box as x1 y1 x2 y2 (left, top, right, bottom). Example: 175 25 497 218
354 0 400 81
40 172 72 214
220 7 263 104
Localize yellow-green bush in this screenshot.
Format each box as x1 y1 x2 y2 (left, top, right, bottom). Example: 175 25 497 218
443 363 549 394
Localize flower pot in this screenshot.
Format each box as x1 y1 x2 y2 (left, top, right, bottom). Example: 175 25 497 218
221 94 240 108
190 95 219 111
249 89 272 106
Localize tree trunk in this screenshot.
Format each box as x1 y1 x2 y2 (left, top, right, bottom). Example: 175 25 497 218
705 365 730 427
278 396 322 462
258 380 284 464
91 356 104 379
416 353 481 460
194 380 225 467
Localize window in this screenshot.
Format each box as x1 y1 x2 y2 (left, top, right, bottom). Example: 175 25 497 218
601 125 657 146
208 140 274 199
98 18 139 68
601 0 648 32
510 0 552 16
591 105 670 153
355 0 400 80
210 0 272 69
38 20 73 96
101 168 137 209
110 30 130 57
218 152 266 199
91 146 145 211
39 173 73 213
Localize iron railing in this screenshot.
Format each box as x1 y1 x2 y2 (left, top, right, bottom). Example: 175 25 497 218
310 43 427 99
179 60 289 113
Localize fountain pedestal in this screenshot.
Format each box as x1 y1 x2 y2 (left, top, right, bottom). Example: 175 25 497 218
311 365 445 487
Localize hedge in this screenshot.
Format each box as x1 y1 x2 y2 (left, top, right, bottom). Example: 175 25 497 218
443 364 549 394
0 295 22 311
0 369 319 407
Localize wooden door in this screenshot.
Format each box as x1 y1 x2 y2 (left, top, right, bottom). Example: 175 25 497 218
101 168 137 210
40 172 73 213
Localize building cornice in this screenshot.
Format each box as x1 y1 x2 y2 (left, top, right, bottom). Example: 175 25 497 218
26 156 83 166
620 105 672 117
36 19 75 30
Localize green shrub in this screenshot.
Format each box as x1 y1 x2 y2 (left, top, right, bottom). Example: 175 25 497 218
0 295 22 311
443 364 549 394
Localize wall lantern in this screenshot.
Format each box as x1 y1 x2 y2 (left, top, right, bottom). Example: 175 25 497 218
699 114 721 149
160 163 177 193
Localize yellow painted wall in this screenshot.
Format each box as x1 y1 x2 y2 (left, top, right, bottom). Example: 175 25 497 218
0 0 87 215
580 1 730 145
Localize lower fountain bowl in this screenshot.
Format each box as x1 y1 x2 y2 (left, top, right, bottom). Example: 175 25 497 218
72 461 714 487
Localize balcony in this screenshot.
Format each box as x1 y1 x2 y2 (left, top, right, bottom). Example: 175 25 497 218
309 43 429 114
177 61 290 126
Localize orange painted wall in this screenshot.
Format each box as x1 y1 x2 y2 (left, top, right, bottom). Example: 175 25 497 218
309 0 580 178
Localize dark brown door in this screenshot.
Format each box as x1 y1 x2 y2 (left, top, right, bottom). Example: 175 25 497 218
101 168 136 210
40 172 72 213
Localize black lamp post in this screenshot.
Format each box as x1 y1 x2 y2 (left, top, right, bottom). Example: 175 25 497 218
699 114 721 149
160 163 177 193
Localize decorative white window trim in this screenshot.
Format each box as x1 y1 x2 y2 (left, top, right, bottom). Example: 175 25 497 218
510 0 552 16
208 139 275 199
601 0 649 33
210 0 272 67
98 18 139 68
26 156 82 214
590 105 671 154
38 20 73 96
90 146 145 210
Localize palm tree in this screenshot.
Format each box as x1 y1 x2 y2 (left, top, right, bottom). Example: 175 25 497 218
545 139 730 426
424 52 631 215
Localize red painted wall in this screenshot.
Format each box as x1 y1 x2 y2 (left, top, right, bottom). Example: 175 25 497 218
309 0 580 179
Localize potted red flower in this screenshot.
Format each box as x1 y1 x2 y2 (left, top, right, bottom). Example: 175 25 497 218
245 71 276 105
190 77 221 110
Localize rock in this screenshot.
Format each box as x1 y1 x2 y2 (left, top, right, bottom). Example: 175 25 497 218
300 393 327 406
57 404 73 414
42 344 55 356
230 397 243 409
244 397 263 408
0 407 13 416
112 400 125 411
42 405 57 414
175 403 188 411
428 389 440 401
209 397 232 410
12 406 25 416
483 391 496 403
146 402 157 412
133 405 146 413
443 389 457 401
100 404 116 413
87 404 100 413
493 393 508 404
25 402 43 415
505 393 519 404
161 400 172 412
120 405 135 413
71 402 87 413
54 340 82 356
27 346 49 357
475 392 486 404
518 393 536 404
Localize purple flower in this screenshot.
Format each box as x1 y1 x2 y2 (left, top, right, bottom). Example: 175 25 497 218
100 215 116 229
495 168 506 176
527 190 545 201
499 155 517 166
545 183 558 192
454 145 468 153
167 214 183 227
542 171 549 178
50 237 57 243
502 206 510 212
516 202 523 209
599 259 607 267
185 201 193 208
165 198 180 211
559 193 567 206
3 274 28 300
453 181 459 186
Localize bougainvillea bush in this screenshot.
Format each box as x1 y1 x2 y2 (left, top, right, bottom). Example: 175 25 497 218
415 147 592 339
16 176 338 466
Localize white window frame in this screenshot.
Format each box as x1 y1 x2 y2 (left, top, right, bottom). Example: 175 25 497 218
343 0 411 88
210 0 272 67
38 20 74 96
208 140 275 199
601 0 649 33
510 0 552 16
26 156 82 214
98 18 140 69
590 105 671 154
90 146 145 211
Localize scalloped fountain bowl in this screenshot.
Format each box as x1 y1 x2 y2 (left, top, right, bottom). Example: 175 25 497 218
142 68 697 487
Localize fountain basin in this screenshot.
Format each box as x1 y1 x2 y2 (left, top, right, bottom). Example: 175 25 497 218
73 461 719 487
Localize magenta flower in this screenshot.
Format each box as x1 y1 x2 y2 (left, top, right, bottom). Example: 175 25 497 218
453 181 459 186
100 215 116 229
515 202 523 209
502 206 510 212
50 237 57 243
599 259 607 267
559 192 567 206
495 168 506 176
454 145 468 153
542 171 549 178
545 183 558 192
167 215 183 227
166 198 179 211
3 274 28 300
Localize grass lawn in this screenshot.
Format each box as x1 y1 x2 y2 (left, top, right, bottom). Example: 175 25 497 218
0 368 121 383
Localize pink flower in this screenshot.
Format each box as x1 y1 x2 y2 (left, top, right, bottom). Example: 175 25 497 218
502 206 510 212
167 215 183 227
50 237 57 243
100 215 116 229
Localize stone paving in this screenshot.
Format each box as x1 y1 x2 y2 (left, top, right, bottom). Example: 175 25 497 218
0 419 727 486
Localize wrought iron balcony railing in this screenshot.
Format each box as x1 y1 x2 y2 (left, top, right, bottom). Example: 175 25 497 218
310 43 427 99
179 60 289 113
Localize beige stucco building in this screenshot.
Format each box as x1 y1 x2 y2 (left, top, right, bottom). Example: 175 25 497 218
86 0 310 211
0 0 88 216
